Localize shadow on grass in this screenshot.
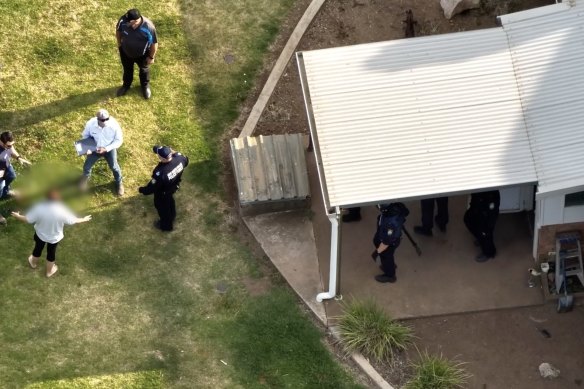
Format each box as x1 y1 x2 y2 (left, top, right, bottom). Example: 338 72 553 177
0 87 117 130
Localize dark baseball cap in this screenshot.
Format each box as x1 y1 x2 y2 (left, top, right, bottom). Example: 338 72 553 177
126 9 141 21
153 145 172 159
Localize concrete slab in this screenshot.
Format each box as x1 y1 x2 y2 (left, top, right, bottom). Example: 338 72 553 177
307 151 545 320
243 210 327 323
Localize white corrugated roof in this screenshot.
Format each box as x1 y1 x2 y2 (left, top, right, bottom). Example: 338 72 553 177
502 1 584 197
298 1 584 210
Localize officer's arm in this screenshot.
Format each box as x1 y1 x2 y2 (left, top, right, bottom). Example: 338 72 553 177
138 177 160 195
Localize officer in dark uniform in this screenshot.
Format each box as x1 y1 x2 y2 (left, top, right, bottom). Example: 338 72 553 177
414 197 449 236
464 190 500 262
139 146 189 231
371 203 409 283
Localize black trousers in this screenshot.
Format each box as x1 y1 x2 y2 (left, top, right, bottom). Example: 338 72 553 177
154 193 176 231
119 48 150 87
347 207 361 217
32 233 58 262
421 197 449 230
373 236 398 278
464 209 497 257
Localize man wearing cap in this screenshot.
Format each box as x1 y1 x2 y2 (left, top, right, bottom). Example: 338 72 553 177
139 146 189 232
116 8 158 99
79 109 124 196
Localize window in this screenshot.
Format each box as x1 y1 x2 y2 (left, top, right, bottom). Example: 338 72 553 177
565 191 584 207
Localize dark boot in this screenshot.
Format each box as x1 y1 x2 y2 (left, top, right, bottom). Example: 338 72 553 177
375 274 397 283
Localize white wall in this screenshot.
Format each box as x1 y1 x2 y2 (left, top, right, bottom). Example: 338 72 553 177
538 194 584 226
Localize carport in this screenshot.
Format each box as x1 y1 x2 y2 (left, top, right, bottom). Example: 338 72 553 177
296 1 584 309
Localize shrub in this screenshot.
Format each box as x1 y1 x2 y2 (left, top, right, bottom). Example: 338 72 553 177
406 351 471 389
337 299 413 361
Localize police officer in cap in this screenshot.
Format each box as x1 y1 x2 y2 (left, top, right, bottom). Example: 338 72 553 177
139 146 189 231
464 190 500 262
371 203 409 283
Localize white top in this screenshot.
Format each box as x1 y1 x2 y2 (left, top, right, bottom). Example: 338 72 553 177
81 117 123 152
0 146 15 166
26 201 78 244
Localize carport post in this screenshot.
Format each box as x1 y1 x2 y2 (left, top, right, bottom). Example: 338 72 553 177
317 207 342 302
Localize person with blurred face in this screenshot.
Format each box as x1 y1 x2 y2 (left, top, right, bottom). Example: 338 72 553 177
0 131 32 200
115 8 158 99
0 159 7 225
11 189 92 277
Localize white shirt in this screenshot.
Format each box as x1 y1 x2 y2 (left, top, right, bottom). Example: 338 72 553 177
26 201 78 244
81 117 123 152
0 145 15 166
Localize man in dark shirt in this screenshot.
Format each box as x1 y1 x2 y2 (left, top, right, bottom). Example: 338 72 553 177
464 190 500 262
139 146 189 231
116 9 158 99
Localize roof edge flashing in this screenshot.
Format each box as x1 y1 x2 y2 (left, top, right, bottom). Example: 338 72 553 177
498 2 572 26
296 51 332 213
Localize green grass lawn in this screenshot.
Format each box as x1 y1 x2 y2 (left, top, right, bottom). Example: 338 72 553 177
0 1 363 388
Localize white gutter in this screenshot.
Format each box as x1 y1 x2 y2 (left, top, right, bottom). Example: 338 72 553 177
317 207 342 302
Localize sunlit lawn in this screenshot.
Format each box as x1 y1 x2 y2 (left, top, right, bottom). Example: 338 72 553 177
0 0 362 387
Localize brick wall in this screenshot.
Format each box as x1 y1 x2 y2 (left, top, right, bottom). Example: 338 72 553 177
537 222 584 258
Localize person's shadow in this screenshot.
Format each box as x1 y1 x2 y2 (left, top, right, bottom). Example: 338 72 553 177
0 87 117 130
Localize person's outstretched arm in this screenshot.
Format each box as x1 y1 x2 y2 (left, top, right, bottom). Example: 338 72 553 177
10 211 27 222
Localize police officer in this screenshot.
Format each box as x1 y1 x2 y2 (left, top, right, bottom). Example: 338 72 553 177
139 146 189 231
464 190 500 262
371 203 409 283
414 197 449 236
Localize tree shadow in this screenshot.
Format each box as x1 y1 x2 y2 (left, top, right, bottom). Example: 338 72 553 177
0 87 117 131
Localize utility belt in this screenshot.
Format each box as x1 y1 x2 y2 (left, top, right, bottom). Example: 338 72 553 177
155 184 179 196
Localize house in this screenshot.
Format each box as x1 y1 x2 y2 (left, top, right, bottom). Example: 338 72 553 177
296 1 584 301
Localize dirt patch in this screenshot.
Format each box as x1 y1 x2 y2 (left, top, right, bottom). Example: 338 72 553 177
401 305 584 388
248 0 554 138
361 306 584 388
241 276 272 297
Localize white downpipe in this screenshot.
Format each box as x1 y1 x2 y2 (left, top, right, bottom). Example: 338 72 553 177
533 198 542 260
317 207 341 302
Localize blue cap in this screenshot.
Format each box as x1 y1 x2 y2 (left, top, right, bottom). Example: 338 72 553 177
153 145 172 159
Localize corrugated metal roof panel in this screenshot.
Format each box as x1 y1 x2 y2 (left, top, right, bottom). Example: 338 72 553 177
502 2 584 196
300 28 537 209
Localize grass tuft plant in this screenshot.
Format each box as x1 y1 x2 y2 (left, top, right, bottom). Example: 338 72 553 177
337 299 413 361
406 350 471 389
